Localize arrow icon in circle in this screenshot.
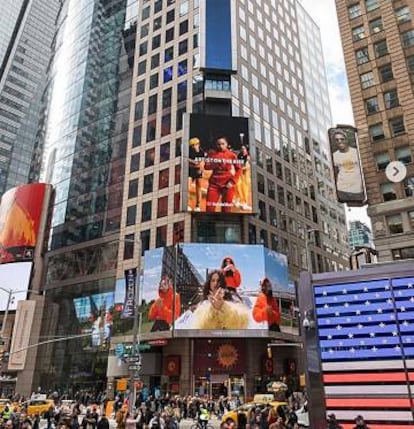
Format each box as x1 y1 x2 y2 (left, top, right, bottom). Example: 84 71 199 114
386 161 407 183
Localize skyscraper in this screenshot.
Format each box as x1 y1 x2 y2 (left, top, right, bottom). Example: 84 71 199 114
335 0 414 260
25 0 349 395
0 0 60 195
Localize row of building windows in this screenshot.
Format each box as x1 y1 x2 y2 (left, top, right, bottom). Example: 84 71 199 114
349 1 410 21
380 177 414 202
365 89 400 114
375 146 412 171
368 116 405 141
386 209 414 235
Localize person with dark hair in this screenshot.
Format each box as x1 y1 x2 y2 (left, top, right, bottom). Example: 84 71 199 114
353 415 370 429
204 136 242 213
220 256 241 290
253 278 281 332
327 414 343 429
149 275 181 332
192 270 248 329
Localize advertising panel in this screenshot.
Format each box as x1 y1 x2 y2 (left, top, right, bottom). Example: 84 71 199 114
141 244 289 335
328 126 367 206
0 183 48 263
8 300 36 371
184 114 253 214
0 261 32 311
73 291 115 349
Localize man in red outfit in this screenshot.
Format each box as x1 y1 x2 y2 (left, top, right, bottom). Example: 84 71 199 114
253 277 281 332
149 275 181 331
204 136 242 212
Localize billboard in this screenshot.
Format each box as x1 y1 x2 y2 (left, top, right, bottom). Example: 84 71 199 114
0 261 32 311
184 114 253 214
141 244 289 335
0 183 48 263
328 126 367 206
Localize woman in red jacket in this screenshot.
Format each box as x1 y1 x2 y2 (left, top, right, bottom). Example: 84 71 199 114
253 277 281 332
220 256 241 290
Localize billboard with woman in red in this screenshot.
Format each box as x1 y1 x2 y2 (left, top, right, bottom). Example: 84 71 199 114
0 183 48 264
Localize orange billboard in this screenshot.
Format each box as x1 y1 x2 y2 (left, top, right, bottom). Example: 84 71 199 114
0 183 48 264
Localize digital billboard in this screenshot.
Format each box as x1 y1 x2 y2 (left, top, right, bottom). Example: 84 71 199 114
0 183 48 263
141 244 289 334
328 125 367 206
184 114 253 214
0 261 32 311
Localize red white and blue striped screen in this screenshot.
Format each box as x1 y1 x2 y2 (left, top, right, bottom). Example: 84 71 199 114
314 276 414 428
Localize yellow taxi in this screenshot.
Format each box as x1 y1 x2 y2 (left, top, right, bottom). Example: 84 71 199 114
23 399 55 416
222 399 288 427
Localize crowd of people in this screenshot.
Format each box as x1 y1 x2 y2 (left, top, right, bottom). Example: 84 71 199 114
0 391 371 429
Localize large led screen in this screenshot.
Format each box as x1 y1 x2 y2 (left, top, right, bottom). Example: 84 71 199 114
328 126 367 206
184 114 253 214
141 244 289 334
0 183 48 263
0 261 32 311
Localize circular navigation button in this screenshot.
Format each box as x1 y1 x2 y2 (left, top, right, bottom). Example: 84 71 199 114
385 161 407 183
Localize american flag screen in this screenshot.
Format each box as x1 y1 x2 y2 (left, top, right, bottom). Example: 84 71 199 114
314 276 414 428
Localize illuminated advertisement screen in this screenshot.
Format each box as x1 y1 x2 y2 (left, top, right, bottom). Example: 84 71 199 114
328 126 367 206
0 261 32 311
313 276 414 425
184 114 253 214
73 291 115 349
0 183 48 263
141 244 289 335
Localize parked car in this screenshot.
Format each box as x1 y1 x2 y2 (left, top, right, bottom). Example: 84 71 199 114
22 399 55 416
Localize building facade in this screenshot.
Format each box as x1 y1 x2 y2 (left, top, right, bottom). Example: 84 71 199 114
348 220 373 248
0 0 60 195
335 0 414 261
11 0 350 397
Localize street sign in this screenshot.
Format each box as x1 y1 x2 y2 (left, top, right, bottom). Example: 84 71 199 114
139 343 151 351
128 363 142 371
128 356 141 363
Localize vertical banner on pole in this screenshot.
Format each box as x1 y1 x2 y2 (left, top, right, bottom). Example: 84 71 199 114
122 268 137 319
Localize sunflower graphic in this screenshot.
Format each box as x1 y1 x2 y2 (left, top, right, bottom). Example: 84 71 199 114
217 344 238 368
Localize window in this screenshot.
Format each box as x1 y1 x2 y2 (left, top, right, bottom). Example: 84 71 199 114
151 54 160 69
178 60 187 76
360 71 375 88
139 41 148 56
365 96 379 114
137 60 146 76
375 152 389 170
355 47 369 65
156 225 167 248
160 142 170 162
392 247 414 260
123 234 134 260
268 179 275 199
409 211 414 230
161 114 171 137
174 192 181 213
407 55 414 73
159 169 169 189
134 100 144 121
369 123 385 141
164 66 173 83
175 164 181 184
136 80 145 95
143 173 153 194
389 117 405 136
352 25 366 41
165 27 174 43
153 17 162 31
141 24 149 38
176 107 185 130
380 183 396 201
150 73 159 89
145 148 155 167
177 81 187 102
163 87 172 109
152 34 161 50
402 30 414 47
369 17 383 34
126 206 136 226
166 9 175 24
128 178 138 198
157 196 168 218
132 126 142 147
384 90 399 109
147 119 156 142
130 153 140 172
165 47 174 62
395 6 411 24
365 0 379 12
154 0 162 13
179 39 188 55
404 177 414 196
374 40 388 57
387 214 403 234
179 20 188 35
257 173 265 194
348 4 361 19
396 146 412 164
141 201 152 222
142 6 150 20
258 200 266 221
379 64 393 82
173 221 184 244
148 94 158 115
